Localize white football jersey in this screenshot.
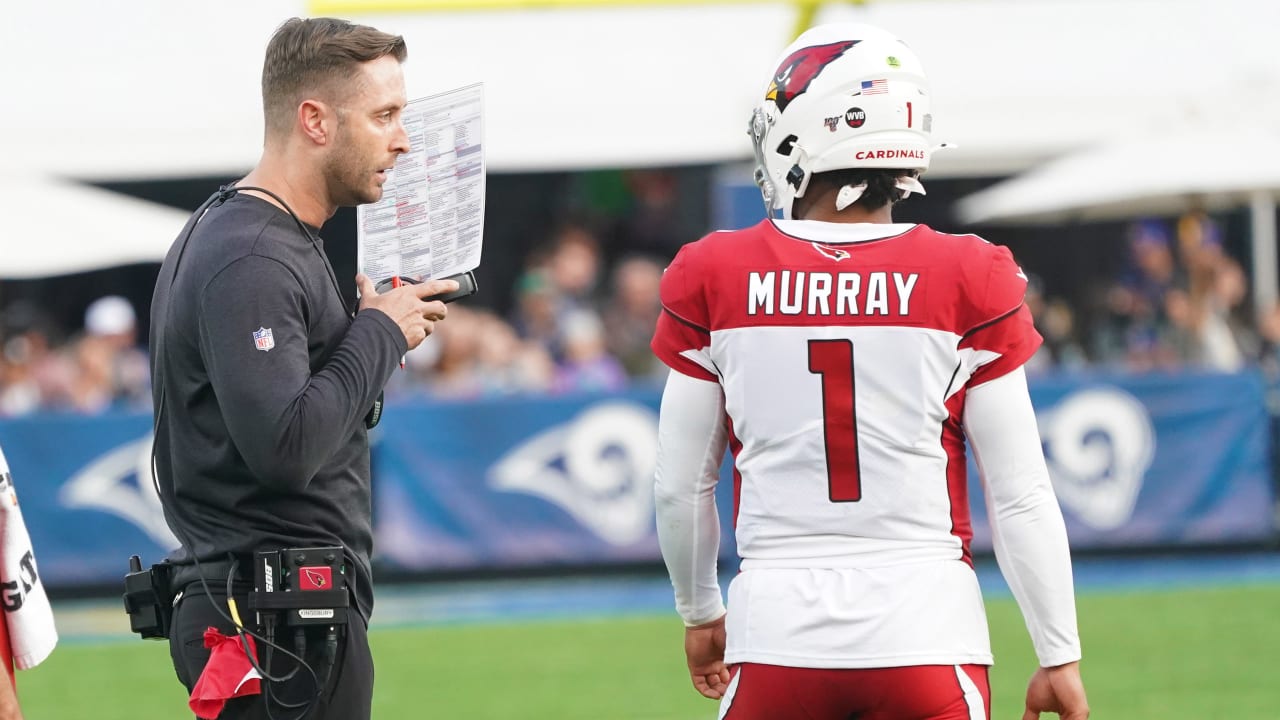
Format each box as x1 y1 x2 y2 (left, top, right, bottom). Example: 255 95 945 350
651 219 1041 667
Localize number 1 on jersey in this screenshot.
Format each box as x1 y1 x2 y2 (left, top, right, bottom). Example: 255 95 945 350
808 340 862 502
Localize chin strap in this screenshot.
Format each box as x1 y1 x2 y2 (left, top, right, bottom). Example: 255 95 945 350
834 175 928 212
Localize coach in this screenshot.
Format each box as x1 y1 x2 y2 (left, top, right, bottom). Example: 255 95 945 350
149 17 457 719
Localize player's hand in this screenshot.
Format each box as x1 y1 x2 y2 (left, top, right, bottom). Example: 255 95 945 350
684 614 731 700
1022 661 1089 720
356 274 458 350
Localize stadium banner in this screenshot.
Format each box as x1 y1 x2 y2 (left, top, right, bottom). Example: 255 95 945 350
966 370 1274 551
0 370 1273 587
0 411 172 588
369 393 689 571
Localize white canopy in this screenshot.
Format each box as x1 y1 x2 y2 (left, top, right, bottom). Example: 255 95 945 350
0 179 188 279
3 0 1278 179
955 127 1280 317
955 129 1280 224
3 0 1279 277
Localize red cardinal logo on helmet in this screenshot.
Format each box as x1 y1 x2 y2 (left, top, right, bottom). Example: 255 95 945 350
767 40 860 112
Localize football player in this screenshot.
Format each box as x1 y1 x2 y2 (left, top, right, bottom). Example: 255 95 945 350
651 23 1089 720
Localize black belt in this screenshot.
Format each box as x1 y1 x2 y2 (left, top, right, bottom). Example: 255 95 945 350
170 555 255 595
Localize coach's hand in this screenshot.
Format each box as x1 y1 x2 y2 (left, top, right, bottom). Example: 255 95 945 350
356 274 458 350
684 614 731 700
1023 661 1089 720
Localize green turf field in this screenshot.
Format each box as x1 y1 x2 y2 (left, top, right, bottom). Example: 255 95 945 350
19 583 1280 718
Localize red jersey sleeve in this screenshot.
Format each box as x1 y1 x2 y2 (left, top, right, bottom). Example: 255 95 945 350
651 242 718 382
960 243 1042 387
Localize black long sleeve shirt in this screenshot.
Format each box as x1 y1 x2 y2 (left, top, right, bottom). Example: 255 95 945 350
149 192 406 621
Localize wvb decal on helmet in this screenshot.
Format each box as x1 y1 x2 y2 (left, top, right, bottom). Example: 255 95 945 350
766 40 860 112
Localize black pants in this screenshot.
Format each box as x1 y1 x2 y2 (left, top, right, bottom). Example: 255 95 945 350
169 585 373 720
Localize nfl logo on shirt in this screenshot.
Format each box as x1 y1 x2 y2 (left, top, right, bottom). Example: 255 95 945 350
252 327 274 352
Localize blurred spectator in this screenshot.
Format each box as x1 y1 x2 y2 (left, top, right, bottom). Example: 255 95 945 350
1091 220 1182 370
393 307 555 400
511 223 606 362
57 296 151 413
473 311 554 395
546 223 603 307
382 326 443 399
1023 275 1086 374
0 302 62 416
601 256 665 380
511 269 563 357
1175 209 1225 285
1170 213 1251 371
506 340 557 394
552 310 627 394
1196 257 1251 371
421 305 487 398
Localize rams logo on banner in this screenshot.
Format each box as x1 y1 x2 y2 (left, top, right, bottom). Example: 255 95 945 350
488 402 658 546
1040 387 1156 531
60 434 180 548
766 40 859 112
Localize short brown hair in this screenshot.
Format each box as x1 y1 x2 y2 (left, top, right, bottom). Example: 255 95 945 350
261 17 408 137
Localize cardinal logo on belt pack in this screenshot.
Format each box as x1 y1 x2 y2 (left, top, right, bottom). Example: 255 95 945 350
766 40 860 112
299 567 331 591
252 327 274 352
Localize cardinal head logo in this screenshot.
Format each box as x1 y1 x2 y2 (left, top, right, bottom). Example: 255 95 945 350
766 40 860 112
300 567 330 590
812 242 852 261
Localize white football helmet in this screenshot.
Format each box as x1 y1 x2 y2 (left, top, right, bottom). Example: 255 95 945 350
749 23 935 218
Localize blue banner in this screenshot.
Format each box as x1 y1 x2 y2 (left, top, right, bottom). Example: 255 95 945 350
967 371 1274 551
0 412 169 587
712 172 767 230
371 394 681 571
0 371 1273 588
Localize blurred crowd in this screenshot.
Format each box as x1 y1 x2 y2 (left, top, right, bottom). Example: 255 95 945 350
384 223 668 401
0 296 150 416
1024 211 1265 375
4 201 1280 416
0 224 672 415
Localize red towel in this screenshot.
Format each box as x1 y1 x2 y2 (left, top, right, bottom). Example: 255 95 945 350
189 627 263 719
